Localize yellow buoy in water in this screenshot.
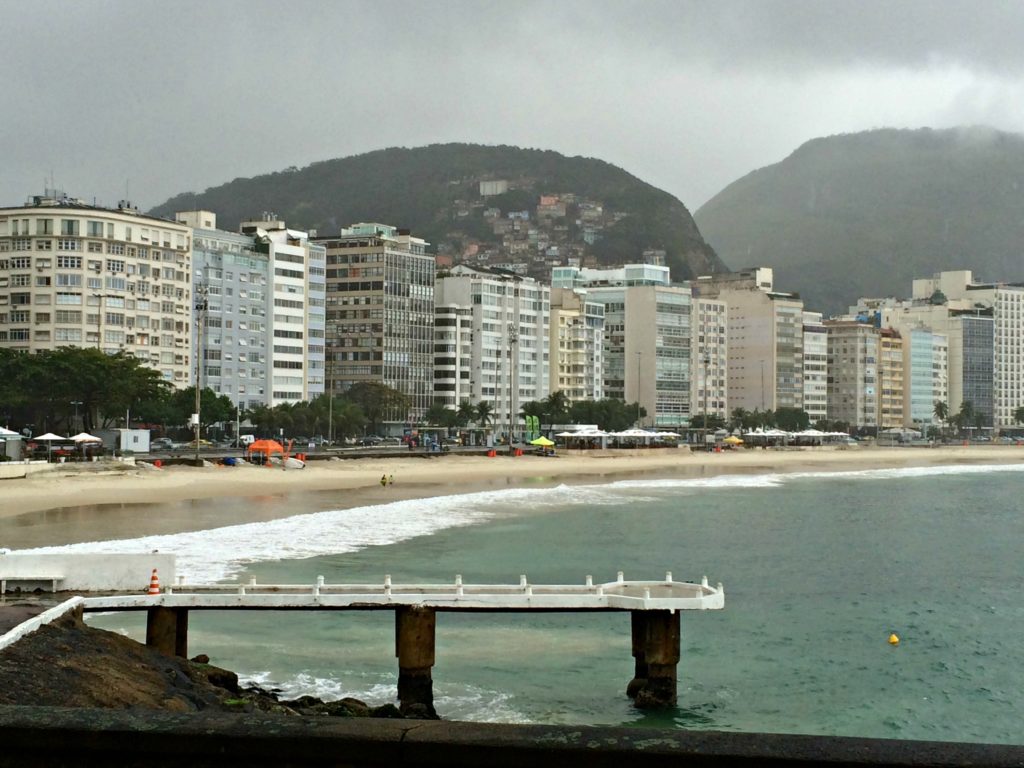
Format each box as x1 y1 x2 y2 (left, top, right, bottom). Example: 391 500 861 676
888 633 900 646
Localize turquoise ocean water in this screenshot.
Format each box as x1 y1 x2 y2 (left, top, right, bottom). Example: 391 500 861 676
23 464 1024 742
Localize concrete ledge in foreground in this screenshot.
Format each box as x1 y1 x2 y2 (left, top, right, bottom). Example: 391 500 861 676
0 706 1022 767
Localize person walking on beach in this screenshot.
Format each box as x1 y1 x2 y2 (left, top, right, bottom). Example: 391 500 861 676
388 474 394 486
380 473 387 488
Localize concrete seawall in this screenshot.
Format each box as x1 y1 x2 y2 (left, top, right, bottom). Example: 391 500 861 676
1 706 1022 767
0 553 175 593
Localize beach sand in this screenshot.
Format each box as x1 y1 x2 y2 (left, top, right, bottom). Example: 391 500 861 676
3 444 1023 549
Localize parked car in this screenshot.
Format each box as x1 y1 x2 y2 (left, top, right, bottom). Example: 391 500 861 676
359 436 382 446
151 437 173 451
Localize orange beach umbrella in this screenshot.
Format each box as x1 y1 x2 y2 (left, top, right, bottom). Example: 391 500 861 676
245 439 285 456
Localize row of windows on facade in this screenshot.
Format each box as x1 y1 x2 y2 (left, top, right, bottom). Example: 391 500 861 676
2 252 186 271
6 219 184 245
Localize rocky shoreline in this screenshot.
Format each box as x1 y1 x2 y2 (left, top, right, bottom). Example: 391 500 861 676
0 604 424 719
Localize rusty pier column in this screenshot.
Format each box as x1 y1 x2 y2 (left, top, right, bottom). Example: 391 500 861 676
145 607 189 658
395 606 437 718
626 610 680 708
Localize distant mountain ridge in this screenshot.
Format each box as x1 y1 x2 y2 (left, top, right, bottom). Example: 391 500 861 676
695 126 1024 315
150 143 725 282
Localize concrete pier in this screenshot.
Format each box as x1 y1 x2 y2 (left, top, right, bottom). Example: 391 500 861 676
79 573 723 711
145 607 188 658
395 606 437 718
627 610 681 707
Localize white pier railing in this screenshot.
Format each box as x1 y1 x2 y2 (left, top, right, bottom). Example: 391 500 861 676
82 572 724 613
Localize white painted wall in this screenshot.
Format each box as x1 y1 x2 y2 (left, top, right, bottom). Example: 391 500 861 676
0 553 175 592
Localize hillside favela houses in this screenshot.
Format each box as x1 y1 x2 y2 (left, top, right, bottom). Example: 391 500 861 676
3 190 1024 441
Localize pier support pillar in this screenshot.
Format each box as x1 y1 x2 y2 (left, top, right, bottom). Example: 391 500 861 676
395 606 437 718
626 610 679 708
145 608 189 658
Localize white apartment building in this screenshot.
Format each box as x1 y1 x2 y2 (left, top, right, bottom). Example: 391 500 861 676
911 271 1019 428
801 311 828 424
178 212 271 410
0 192 194 385
549 287 604 402
555 270 682 427
856 295 988 426
435 265 550 438
693 268 804 413
433 303 474 408
236 216 326 406
691 298 728 422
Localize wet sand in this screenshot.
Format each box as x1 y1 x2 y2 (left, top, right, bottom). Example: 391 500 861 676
2 445 1023 549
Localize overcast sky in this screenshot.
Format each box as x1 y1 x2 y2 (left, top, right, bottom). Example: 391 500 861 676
5 0 1024 214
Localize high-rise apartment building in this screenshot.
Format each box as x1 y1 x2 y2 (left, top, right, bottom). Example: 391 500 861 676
435 265 549 437
0 192 194 385
234 216 326 406
903 327 948 428
317 224 434 426
802 311 828 424
549 287 604 402
691 298 729 422
553 264 704 428
178 212 271 410
693 267 804 413
825 320 879 429
878 328 904 429
911 271 1016 428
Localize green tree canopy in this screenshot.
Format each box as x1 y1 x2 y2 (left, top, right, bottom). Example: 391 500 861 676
346 382 410 434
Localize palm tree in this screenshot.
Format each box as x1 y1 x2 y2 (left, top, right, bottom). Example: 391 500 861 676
958 400 975 438
456 400 477 428
541 390 569 430
1014 405 1024 427
729 407 750 433
933 400 948 439
475 401 494 443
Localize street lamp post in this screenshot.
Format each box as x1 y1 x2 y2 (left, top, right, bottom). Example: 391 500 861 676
327 352 334 446
635 351 643 428
508 321 518 450
703 352 711 450
70 400 82 433
193 286 208 464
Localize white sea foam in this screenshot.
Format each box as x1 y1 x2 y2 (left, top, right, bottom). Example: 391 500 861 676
18 462 1023 582
16 483 630 582
608 461 1024 491
240 670 527 722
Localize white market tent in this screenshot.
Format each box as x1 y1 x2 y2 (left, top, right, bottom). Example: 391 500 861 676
556 428 610 449
33 432 67 462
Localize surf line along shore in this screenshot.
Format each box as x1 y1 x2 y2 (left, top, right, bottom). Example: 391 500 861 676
3 446 1023 528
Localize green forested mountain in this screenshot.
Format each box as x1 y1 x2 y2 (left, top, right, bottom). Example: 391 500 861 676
150 143 724 281
695 127 1024 315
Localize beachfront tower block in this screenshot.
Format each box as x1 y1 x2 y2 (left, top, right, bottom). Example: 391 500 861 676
177 210 329 410
435 265 550 441
0 192 195 386
693 267 805 414
316 224 435 426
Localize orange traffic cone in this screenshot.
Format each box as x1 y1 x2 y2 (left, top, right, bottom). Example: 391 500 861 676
147 568 160 595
